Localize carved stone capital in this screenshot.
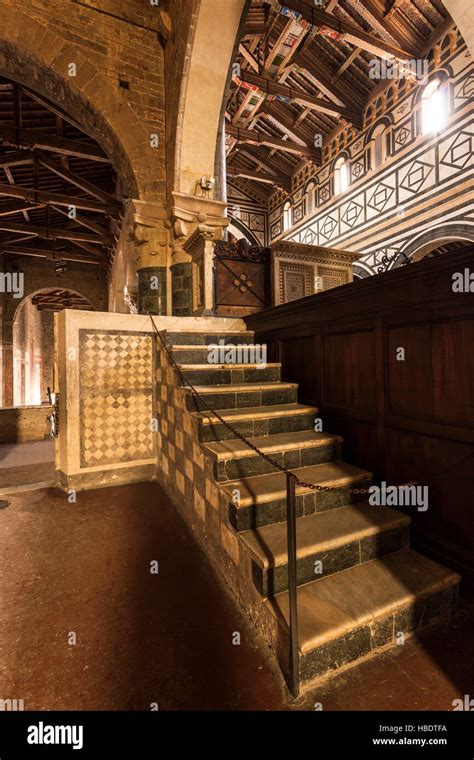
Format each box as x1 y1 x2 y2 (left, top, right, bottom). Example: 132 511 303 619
170 191 228 233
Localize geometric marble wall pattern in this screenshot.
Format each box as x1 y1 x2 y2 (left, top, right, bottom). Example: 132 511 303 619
79 330 155 467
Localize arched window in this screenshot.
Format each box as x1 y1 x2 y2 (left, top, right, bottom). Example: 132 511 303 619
282 201 292 231
305 181 316 215
421 78 448 135
334 157 349 195
370 123 388 170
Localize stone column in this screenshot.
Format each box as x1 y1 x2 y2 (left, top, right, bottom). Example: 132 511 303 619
137 266 167 315
168 192 229 316
130 200 171 316
170 219 193 316
183 226 218 316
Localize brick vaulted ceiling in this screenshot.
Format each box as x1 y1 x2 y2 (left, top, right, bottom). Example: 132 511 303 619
0 77 122 272
226 0 452 200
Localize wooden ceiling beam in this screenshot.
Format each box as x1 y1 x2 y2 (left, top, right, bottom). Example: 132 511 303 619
227 176 269 206
36 303 92 311
1 244 103 264
233 146 284 176
355 0 418 55
0 200 45 217
72 239 108 257
239 70 361 126
0 220 111 244
51 205 112 239
260 101 311 144
237 144 294 176
0 182 120 215
0 125 110 162
243 25 267 36
332 47 362 80
36 151 118 204
294 49 364 109
281 0 412 60
227 164 291 191
20 86 84 132
0 151 33 168
3 164 30 224
239 43 260 72
226 124 321 161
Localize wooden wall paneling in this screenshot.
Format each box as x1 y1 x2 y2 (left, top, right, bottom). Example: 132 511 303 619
321 329 376 411
245 247 474 582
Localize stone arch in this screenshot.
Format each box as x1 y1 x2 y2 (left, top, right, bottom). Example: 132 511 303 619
392 224 474 267
12 287 94 323
12 288 94 405
0 7 157 199
172 0 246 197
227 220 260 245
413 67 452 104
365 115 393 144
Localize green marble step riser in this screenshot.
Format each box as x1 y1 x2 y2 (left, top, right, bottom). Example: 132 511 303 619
214 442 341 482
198 412 317 443
229 481 372 532
172 348 267 365
165 332 255 346
185 386 298 412
181 367 281 385
252 526 410 597
295 585 459 685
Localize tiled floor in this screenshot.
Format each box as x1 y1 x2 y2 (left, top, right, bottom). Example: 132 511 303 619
0 480 472 711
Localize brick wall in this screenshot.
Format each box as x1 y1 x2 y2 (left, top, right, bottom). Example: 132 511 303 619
0 0 167 200
0 405 53 444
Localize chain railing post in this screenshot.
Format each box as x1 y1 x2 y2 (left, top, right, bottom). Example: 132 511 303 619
286 471 300 698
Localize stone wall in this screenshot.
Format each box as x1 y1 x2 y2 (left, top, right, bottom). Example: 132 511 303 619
0 0 167 201
0 405 52 444
0 260 107 407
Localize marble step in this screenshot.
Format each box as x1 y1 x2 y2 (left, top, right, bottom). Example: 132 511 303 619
171 344 268 365
184 382 298 412
165 331 255 346
179 363 281 386
266 548 460 685
240 501 411 596
204 430 342 481
193 403 319 443
222 460 372 531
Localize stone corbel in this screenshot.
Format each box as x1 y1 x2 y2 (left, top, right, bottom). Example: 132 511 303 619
170 191 229 238
123 199 170 269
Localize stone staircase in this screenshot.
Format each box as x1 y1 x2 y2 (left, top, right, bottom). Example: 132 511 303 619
164 328 461 689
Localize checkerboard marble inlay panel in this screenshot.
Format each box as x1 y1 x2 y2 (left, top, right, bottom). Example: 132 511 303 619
79 330 155 467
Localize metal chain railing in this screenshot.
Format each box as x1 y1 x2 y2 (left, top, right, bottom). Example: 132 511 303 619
150 318 383 495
